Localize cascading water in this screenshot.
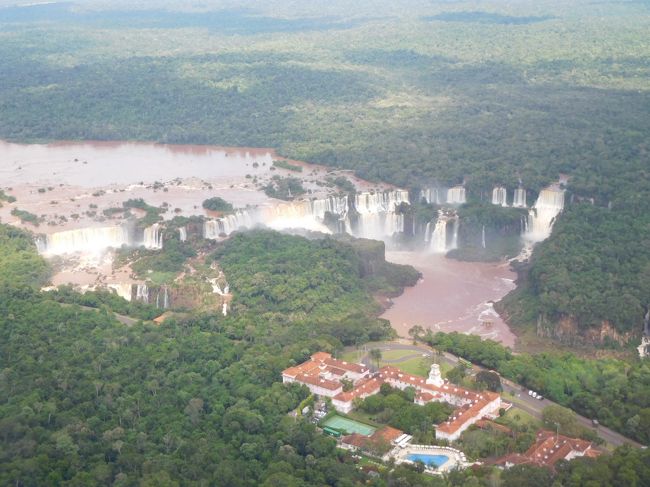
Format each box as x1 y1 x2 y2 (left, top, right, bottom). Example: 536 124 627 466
426 210 459 253
107 283 134 301
143 223 164 249
525 188 565 242
310 196 348 220
512 188 527 208
481 225 486 249
429 218 448 253
203 210 255 238
155 286 170 309
178 227 187 242
446 187 466 205
135 284 149 303
492 187 508 207
450 218 458 250
351 190 409 240
39 226 130 255
202 190 410 242
209 277 230 296
420 188 444 205
424 222 432 243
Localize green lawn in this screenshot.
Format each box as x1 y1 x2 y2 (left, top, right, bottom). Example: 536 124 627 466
496 401 541 431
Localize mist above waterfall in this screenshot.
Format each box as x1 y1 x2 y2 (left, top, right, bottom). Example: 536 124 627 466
38 226 130 255
202 190 409 243
525 188 565 242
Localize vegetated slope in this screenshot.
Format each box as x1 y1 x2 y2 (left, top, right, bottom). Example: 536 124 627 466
0 1 648 340
502 159 650 340
427 332 650 444
1 222 649 486
0 224 50 288
211 230 419 344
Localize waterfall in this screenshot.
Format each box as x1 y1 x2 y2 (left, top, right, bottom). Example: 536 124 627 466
143 223 163 249
154 286 169 309
491 187 508 207
420 188 444 205
450 218 459 250
204 210 255 238
429 218 448 253
39 226 130 255
446 186 466 205
35 236 47 254
525 188 565 242
262 200 331 233
202 190 410 242
310 196 348 220
351 190 409 240
481 225 486 249
222 303 228 316
178 227 187 242
426 210 459 253
209 277 230 296
135 284 149 303
107 283 134 301
513 188 527 208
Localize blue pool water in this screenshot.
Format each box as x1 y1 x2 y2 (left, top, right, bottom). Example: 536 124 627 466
406 453 449 467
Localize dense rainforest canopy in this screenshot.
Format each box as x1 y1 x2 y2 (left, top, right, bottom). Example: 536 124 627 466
0 0 648 336
1 224 649 486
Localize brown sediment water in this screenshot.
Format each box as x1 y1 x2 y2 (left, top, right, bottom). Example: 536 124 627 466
381 251 517 348
0 140 389 233
0 140 519 345
0 140 276 186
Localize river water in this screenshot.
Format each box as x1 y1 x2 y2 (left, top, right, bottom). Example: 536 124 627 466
381 252 517 347
0 140 517 345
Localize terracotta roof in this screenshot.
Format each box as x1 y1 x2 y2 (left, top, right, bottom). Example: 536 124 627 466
495 430 601 469
282 360 321 379
379 365 480 401
476 419 512 434
334 377 382 402
283 352 369 380
436 392 500 435
342 433 369 449
311 351 332 361
323 357 369 374
372 426 403 444
295 372 342 391
342 426 405 451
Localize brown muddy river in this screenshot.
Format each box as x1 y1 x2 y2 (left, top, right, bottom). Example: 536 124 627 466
381 252 517 347
0 140 518 346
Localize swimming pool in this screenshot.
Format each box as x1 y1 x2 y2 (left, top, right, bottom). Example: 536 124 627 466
406 453 449 468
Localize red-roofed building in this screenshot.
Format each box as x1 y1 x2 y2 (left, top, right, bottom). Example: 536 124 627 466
342 426 405 453
282 352 370 398
282 353 502 441
494 430 602 470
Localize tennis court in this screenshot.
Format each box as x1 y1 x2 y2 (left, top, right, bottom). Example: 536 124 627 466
321 415 377 436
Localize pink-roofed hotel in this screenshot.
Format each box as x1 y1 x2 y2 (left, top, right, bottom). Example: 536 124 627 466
282 352 502 442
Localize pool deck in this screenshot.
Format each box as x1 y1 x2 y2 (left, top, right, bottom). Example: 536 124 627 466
388 444 470 474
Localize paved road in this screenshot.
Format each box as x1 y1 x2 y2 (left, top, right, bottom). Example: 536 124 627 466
345 340 643 449
60 302 140 326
